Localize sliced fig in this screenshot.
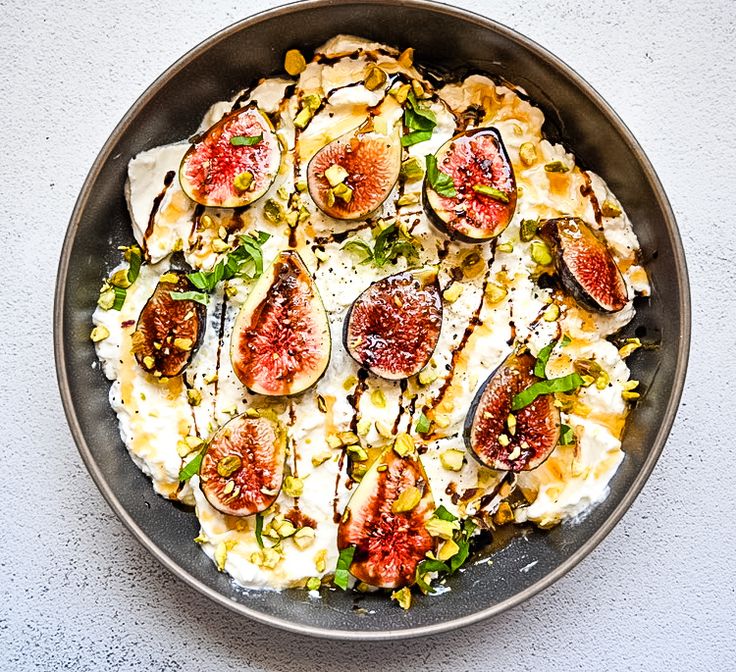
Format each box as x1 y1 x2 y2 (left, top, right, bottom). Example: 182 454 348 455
465 352 560 471
343 266 442 380
199 412 287 516
132 271 205 377
230 250 330 396
337 445 436 589
540 217 628 313
307 106 402 220
424 127 517 242
179 105 281 208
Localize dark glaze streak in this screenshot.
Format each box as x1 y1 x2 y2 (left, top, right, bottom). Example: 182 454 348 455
143 170 175 253
229 86 254 113
436 239 451 261
188 204 205 242
580 171 603 229
212 293 229 403
477 473 515 512
391 379 409 434
423 269 491 430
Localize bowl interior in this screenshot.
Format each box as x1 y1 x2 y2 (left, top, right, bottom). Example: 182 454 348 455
56 0 688 639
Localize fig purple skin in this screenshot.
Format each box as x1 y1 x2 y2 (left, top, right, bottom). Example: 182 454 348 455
540 217 628 313
464 351 560 472
343 266 442 380
424 127 517 243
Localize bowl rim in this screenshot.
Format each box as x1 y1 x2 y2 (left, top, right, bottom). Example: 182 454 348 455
54 0 691 640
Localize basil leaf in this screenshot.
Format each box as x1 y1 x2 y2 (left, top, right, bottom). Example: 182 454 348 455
534 341 556 379
255 513 264 548
111 286 127 311
559 424 575 445
449 519 477 573
170 290 209 306
178 448 205 482
401 130 433 147
415 412 431 434
425 154 457 197
334 545 356 590
511 373 584 411
560 334 572 347
342 240 374 263
230 134 263 146
418 558 449 574
434 505 457 522
188 260 225 292
472 184 510 203
404 92 437 131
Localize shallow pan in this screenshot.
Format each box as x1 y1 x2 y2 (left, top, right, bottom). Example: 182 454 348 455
54 0 690 640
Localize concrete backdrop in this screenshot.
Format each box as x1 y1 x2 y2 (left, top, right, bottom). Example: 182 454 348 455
0 0 733 669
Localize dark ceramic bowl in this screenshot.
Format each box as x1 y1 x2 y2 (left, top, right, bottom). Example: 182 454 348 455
54 0 690 640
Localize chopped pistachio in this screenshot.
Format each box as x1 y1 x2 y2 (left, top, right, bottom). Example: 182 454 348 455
273 517 296 539
262 547 282 569
314 549 328 573
400 156 424 181
332 182 353 203
347 444 368 462
442 282 464 303
389 83 411 104
530 240 553 266
440 449 464 472
233 171 254 192
375 420 393 438
411 79 424 98
193 533 208 545
398 47 414 69
391 586 412 610
285 210 299 228
223 480 235 495
284 48 307 75
356 417 372 437
311 451 332 467
90 325 110 342
418 368 438 387
97 285 116 310
496 242 514 253
142 355 155 370
173 337 193 351
519 218 540 242
364 63 387 91
498 433 510 447
425 517 458 540
306 576 321 591
543 303 560 322
618 338 642 359
352 463 368 480
519 142 537 166
507 444 521 460
283 475 304 498
370 388 386 408
338 431 360 446
212 238 230 253
326 434 343 449
264 198 285 224
601 199 623 218
438 538 460 561
434 414 450 429
176 440 193 458
343 374 358 390
109 268 132 289
293 526 316 550
506 413 517 436
392 486 422 513
214 541 228 571
493 501 515 526
544 160 569 173
325 189 336 207
397 193 420 206
185 435 203 450
324 163 349 187
316 394 327 413
203 372 218 384
216 455 242 478
393 433 415 457
314 248 329 262
160 272 179 284
485 282 508 304
296 180 308 192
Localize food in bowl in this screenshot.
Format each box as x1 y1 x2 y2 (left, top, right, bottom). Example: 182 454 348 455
91 35 649 606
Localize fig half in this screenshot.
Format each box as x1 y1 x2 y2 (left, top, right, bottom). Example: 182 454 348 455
424 127 517 242
307 104 402 220
540 217 628 313
337 445 436 589
179 106 281 208
230 250 331 396
132 271 205 377
343 266 442 380
465 352 560 471
199 412 287 516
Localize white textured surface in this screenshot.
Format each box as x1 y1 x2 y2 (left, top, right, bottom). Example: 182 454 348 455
0 0 734 669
